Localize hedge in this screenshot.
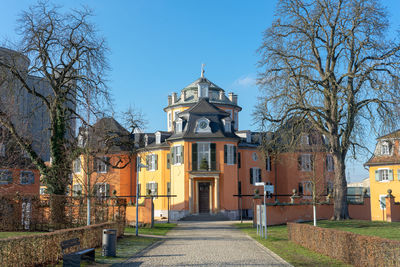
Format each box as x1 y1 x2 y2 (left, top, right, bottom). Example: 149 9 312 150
0 221 125 267
288 222 400 267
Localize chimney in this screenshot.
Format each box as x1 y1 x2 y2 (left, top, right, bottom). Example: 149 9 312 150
172 92 177 104
228 92 234 102
219 91 224 100
182 91 187 101
194 90 198 100
232 94 238 104
168 95 172 105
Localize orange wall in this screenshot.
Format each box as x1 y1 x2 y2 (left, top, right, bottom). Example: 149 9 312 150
0 169 40 195
126 198 153 224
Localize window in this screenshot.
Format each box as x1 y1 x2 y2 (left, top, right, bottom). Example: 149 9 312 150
72 184 83 196
192 143 216 171
375 169 393 181
198 143 210 170
146 182 158 198
146 154 158 171
73 158 81 173
198 82 209 97
223 119 231 133
302 181 312 197
326 155 334 172
379 194 386 210
172 145 184 165
298 154 312 171
250 167 261 185
20 171 34 185
0 143 5 157
224 144 236 165
266 156 271 171
95 157 109 173
252 152 258 161
381 142 390 155
300 134 310 145
93 183 110 197
326 181 333 195
167 112 172 130
322 134 329 145
0 170 12 184
174 110 180 122
155 132 161 144
176 119 183 133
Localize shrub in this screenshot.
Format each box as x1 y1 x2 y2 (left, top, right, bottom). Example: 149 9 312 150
288 222 400 267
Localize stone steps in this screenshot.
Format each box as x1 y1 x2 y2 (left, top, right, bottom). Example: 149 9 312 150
179 213 230 221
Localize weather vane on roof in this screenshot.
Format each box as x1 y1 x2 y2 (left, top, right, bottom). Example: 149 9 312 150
201 63 205 78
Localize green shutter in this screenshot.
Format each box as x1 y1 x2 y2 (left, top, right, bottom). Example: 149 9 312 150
298 156 302 170
389 169 394 181
211 143 216 170
224 145 227 163
181 145 184 164
171 147 175 165
155 154 158 170
167 153 171 169
146 183 150 195
250 168 253 184
234 146 237 164
258 168 261 182
375 170 380 181
238 152 241 168
192 143 198 171
146 155 149 170
105 184 110 196
398 170 400 181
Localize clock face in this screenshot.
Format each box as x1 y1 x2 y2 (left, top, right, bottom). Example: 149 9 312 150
199 121 208 129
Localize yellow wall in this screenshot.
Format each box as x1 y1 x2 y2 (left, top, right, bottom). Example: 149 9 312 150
169 140 186 211
137 148 170 212
369 165 400 221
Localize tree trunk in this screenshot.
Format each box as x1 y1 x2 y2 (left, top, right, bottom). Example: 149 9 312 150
332 153 349 220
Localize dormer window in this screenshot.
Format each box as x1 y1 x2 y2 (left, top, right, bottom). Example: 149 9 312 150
145 134 148 146
301 134 310 145
222 117 232 133
155 132 161 144
381 141 390 155
196 118 211 133
176 118 183 133
198 81 209 98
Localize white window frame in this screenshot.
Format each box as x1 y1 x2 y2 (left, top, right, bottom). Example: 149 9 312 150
301 154 312 171
148 154 157 171
198 142 210 170
326 155 334 172
147 181 158 198
378 168 390 181
94 183 109 198
72 183 83 196
251 167 261 184
381 141 390 155
174 110 180 122
167 111 172 131
302 181 313 198
176 118 183 133
155 132 161 144
173 145 183 165
226 144 235 165
73 158 81 173
96 157 109 173
301 134 310 145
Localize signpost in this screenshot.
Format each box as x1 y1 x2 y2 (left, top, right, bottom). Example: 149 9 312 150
255 182 274 239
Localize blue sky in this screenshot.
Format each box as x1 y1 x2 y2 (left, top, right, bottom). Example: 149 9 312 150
1 0 400 182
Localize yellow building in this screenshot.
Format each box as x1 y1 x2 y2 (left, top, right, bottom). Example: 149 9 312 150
365 130 400 221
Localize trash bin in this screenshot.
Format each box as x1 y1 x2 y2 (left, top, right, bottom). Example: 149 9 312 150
102 229 117 257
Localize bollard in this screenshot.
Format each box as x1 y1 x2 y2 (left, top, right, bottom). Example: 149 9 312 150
102 229 117 257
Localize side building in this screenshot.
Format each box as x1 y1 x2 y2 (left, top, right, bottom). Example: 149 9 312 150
365 129 400 221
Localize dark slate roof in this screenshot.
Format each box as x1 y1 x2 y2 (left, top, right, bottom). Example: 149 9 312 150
86 117 133 153
168 98 240 141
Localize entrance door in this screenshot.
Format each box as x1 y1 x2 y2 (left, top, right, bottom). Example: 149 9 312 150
198 182 210 213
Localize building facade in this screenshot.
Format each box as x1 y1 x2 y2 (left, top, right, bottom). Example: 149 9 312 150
365 130 400 221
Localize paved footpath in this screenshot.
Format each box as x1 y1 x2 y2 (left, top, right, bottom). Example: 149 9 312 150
117 221 292 266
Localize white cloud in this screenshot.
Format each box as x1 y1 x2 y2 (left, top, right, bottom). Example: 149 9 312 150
234 74 256 87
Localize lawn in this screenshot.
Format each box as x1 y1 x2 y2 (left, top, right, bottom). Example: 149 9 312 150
235 223 351 267
124 223 177 236
0 231 43 239
309 220 400 240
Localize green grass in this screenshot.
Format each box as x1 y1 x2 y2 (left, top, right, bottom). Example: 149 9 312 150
309 220 400 240
235 223 351 267
124 223 177 236
0 231 43 239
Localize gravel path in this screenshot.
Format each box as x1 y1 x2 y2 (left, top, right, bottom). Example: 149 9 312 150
117 221 292 266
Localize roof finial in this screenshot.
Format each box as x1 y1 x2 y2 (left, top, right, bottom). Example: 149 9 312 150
201 63 205 78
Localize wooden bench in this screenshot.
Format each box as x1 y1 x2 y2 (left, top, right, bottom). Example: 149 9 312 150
60 238 95 267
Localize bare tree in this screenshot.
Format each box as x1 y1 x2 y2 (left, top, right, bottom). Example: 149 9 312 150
0 2 110 196
256 0 400 219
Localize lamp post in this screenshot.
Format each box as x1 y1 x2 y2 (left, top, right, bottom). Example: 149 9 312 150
136 160 147 236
